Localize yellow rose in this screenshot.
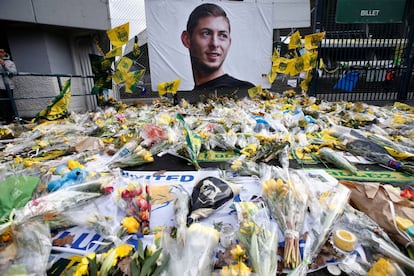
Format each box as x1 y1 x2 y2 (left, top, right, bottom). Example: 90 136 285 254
122 216 140 234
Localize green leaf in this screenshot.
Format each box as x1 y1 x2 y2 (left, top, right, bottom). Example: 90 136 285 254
100 249 117 276
151 253 170 276
88 256 98 276
139 248 162 276
137 239 145 260
130 258 140 276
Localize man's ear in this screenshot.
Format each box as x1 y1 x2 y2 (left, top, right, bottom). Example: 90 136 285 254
181 31 190 49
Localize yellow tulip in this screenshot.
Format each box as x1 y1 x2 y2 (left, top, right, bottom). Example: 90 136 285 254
115 244 133 259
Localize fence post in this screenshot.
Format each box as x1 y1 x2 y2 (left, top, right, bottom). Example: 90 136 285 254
309 0 324 96
397 12 414 102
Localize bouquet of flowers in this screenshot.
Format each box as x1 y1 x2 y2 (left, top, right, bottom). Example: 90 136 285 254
106 140 155 169
261 168 309 269
1 220 51 275
290 182 351 276
175 113 202 170
330 126 414 175
219 244 252 276
235 201 278 276
116 178 151 236
68 241 168 276
0 188 103 236
161 223 219 276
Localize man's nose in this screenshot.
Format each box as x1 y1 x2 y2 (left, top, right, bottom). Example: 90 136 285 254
209 34 220 47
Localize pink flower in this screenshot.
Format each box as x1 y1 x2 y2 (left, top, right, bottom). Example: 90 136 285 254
141 124 167 146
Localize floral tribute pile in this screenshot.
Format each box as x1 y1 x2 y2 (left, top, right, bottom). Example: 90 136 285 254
1 91 414 275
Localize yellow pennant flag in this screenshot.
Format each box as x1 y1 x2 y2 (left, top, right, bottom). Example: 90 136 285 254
300 71 313 92
158 79 181 96
125 69 145 93
302 51 319 71
112 71 126 84
304 32 326 50
271 48 280 63
117 56 133 73
272 57 291 75
107 22 130 47
132 42 141 58
105 46 123 58
287 56 305 76
288 31 302 50
248 85 262 99
36 79 71 121
268 71 277 84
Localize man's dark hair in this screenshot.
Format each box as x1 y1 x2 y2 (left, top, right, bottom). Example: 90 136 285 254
186 3 230 36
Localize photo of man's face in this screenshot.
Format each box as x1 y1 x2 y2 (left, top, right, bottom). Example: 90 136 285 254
183 16 231 75
145 0 273 91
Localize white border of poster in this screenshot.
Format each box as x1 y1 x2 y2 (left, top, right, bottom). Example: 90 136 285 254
145 0 273 91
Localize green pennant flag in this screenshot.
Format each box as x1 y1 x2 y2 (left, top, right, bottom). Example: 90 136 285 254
177 113 202 169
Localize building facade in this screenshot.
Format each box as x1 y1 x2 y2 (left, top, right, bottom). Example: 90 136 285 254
0 0 114 118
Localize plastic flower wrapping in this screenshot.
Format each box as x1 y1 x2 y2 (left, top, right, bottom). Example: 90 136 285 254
261 167 309 269
290 181 351 275
115 175 151 236
234 200 279 276
157 183 227 276
1 91 414 275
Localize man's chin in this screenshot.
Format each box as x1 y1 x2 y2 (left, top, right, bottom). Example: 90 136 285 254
198 64 221 74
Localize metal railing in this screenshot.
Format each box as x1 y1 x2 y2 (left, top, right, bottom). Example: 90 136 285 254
309 0 414 104
0 72 96 121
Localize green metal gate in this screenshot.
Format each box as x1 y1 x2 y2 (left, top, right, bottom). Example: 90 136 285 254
310 0 414 104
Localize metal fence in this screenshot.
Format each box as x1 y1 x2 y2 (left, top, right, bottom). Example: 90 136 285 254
309 0 414 104
0 72 96 121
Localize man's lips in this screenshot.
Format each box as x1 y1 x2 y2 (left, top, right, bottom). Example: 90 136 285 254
206 53 220 61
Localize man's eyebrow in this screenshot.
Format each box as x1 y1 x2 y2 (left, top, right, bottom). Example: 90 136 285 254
199 27 229 33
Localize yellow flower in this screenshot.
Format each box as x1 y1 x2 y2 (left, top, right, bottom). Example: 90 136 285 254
144 152 154 162
367 257 395 276
102 137 114 144
115 244 133 259
36 139 48 148
122 216 140 234
199 131 209 139
120 134 127 143
14 157 23 164
157 114 173 125
74 256 90 276
310 103 320 110
239 221 255 236
95 119 103 126
393 113 407 124
67 159 84 170
230 160 242 171
220 263 251 276
262 179 283 195
240 144 257 157
230 244 246 261
24 159 35 167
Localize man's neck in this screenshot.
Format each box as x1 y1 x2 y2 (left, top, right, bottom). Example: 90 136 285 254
194 70 225 86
